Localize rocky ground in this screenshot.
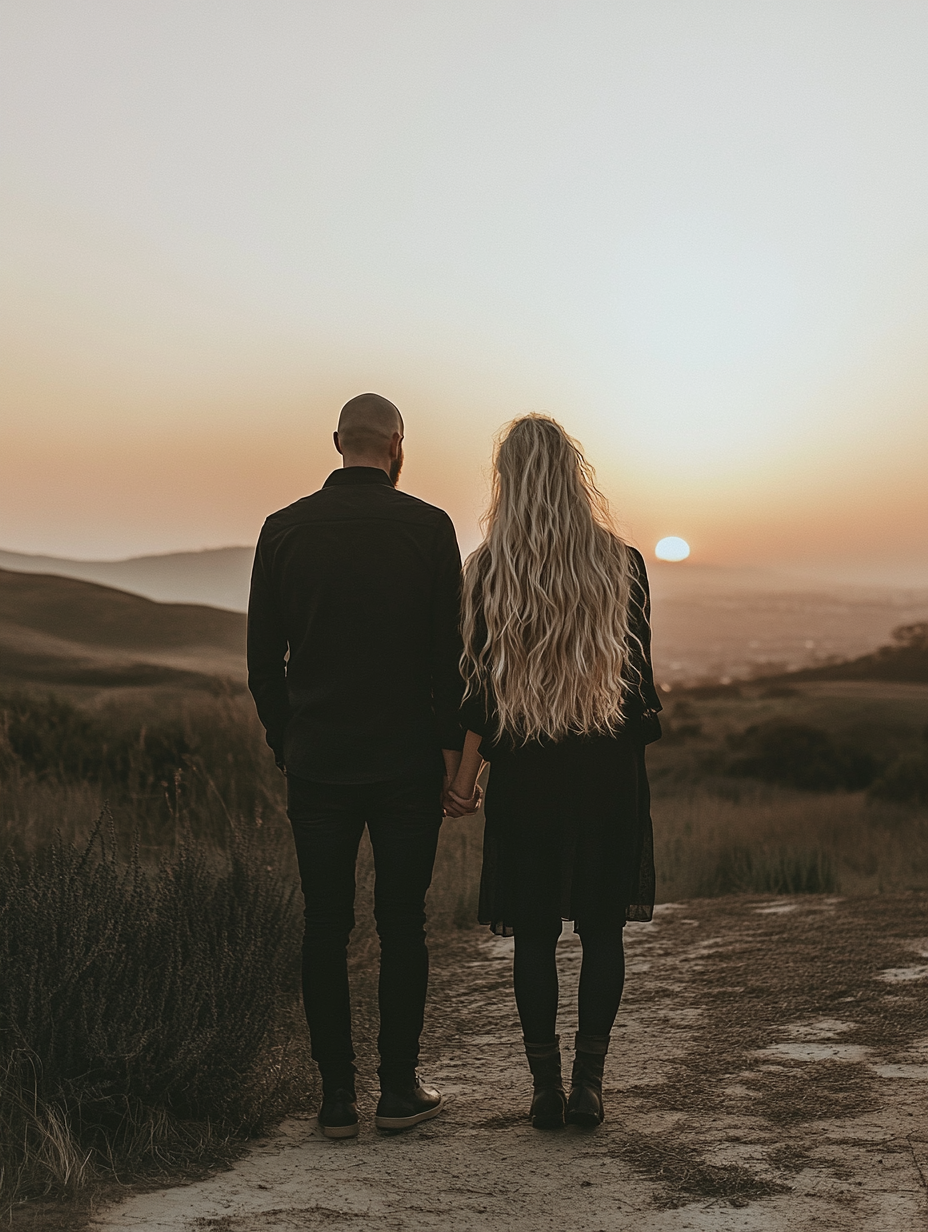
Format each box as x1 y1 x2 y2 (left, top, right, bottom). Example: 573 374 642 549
93 894 928 1231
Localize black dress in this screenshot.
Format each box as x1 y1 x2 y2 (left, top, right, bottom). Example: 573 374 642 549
461 547 662 936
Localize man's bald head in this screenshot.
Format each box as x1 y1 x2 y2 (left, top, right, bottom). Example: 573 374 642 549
337 393 403 451
334 393 405 483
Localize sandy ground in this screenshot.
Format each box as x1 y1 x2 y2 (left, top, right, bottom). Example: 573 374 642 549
93 894 928 1231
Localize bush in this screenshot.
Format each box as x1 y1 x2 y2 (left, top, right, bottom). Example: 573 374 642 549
0 819 299 1211
0 693 118 782
869 749 928 806
725 720 878 792
661 700 703 745
0 689 256 796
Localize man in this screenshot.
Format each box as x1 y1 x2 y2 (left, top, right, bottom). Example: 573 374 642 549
247 393 477 1139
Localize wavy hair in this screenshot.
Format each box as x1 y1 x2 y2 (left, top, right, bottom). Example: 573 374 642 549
461 415 637 742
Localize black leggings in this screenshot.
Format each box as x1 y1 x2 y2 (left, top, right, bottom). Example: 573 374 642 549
513 919 626 1044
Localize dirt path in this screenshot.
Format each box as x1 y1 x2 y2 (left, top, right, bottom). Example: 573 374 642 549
94 894 928 1231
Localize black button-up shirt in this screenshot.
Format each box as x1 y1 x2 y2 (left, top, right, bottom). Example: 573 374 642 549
247 467 465 783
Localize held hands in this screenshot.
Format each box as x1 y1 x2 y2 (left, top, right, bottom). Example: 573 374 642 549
442 776 483 818
441 732 485 818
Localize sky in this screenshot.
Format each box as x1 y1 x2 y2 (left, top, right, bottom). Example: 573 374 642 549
3 0 928 578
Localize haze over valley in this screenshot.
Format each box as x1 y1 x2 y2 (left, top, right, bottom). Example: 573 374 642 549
3 548 927 690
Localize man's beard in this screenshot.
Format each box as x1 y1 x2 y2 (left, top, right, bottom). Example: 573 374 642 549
389 448 404 486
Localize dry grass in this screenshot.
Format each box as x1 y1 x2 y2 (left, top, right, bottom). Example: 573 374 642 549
652 785 928 902
0 690 489 1222
0 688 289 856
3 686 928 1222
0 817 301 1219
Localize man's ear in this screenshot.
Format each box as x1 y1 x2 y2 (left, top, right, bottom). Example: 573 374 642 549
333 431 343 456
389 431 403 459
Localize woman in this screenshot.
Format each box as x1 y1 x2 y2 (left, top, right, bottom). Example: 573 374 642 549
447 415 661 1130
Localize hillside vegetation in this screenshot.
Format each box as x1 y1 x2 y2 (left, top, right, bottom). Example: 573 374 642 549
655 622 928 806
784 619 928 683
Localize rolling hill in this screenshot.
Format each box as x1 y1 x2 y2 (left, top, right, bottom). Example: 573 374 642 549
0 568 246 691
0 546 253 611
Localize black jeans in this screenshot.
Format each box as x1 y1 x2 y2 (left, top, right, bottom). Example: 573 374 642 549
286 772 443 1087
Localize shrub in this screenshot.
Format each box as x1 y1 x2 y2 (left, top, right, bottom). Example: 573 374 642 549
0 690 235 794
0 818 299 1211
725 720 878 792
661 700 703 745
869 750 928 806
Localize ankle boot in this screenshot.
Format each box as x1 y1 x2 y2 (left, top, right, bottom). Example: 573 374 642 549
566 1032 608 1127
524 1037 566 1130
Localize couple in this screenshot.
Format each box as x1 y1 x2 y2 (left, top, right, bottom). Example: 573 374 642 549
247 393 661 1140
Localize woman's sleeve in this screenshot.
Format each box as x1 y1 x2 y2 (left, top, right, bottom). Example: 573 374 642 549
459 689 490 737
628 547 663 719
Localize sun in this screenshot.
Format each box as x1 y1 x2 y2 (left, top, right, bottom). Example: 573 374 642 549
655 536 690 562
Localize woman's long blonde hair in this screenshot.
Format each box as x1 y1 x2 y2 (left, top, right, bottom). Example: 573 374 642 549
461 415 637 742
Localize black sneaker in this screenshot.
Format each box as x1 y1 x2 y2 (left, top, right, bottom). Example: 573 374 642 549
318 1088 359 1139
375 1075 444 1130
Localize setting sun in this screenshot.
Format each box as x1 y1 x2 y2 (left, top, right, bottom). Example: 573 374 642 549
655 537 691 562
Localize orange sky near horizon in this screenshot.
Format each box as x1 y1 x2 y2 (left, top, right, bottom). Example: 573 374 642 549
3 2 928 582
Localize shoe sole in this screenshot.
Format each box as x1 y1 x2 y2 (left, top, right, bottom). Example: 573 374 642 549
320 1121 359 1139
375 1097 445 1130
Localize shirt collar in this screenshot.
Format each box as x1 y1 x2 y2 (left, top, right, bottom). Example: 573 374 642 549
323 466 394 488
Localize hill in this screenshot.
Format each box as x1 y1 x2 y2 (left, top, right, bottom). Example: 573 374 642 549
0 546 253 611
0 568 246 690
779 621 928 684
676 622 928 707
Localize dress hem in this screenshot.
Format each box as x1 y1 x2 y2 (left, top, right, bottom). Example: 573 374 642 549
479 902 654 937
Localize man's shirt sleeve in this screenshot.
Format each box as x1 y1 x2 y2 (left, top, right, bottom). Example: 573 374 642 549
431 515 466 751
246 529 292 764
